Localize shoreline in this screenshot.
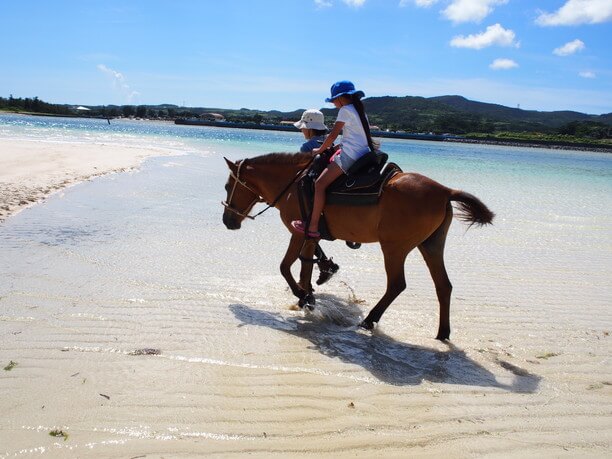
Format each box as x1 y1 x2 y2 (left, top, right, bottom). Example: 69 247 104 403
2 112 610 153
0 139 172 223
446 136 612 153
175 118 612 153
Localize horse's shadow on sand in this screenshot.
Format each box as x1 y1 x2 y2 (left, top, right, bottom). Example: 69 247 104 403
230 295 540 393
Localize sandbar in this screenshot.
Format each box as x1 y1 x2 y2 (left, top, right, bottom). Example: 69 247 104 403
0 138 170 222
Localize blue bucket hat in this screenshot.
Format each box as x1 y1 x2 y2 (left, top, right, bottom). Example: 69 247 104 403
325 80 365 102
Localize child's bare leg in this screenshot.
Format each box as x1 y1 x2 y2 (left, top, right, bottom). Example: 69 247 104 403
309 163 344 233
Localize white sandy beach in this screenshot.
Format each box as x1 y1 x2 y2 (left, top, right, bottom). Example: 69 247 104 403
0 137 611 457
0 138 174 222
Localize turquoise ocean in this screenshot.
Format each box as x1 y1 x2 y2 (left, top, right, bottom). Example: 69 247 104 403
0 113 611 455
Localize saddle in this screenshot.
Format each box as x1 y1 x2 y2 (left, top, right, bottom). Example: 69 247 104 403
327 150 401 206
297 149 402 241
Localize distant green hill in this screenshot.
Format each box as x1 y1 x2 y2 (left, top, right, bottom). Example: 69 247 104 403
47 95 612 135
3 93 611 144
348 95 611 134
430 95 607 128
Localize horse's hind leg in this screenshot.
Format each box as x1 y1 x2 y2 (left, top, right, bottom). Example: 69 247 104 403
360 241 412 329
418 203 453 340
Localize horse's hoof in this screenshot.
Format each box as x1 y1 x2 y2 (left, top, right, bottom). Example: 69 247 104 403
299 293 315 311
435 328 450 341
359 319 374 330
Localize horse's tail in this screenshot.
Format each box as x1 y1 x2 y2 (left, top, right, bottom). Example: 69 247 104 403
449 190 495 228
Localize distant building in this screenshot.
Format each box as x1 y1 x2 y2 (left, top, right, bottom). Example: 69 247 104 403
200 112 225 121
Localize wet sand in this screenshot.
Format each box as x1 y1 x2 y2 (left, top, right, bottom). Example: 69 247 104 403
0 138 173 222
0 142 611 457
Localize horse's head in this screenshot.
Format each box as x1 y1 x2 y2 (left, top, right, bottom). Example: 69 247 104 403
222 157 262 230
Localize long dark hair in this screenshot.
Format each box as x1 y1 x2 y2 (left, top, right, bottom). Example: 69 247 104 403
350 93 376 152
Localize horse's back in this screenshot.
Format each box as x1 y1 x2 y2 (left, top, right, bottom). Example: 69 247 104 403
325 172 452 244
384 172 451 206
389 171 449 191
376 172 452 242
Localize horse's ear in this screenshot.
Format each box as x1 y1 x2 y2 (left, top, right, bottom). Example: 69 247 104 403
224 157 237 173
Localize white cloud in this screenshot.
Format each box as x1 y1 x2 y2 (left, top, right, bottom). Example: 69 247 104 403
489 58 518 70
536 0 612 26
579 71 596 78
315 0 332 7
406 0 440 6
553 39 585 56
343 0 366 7
97 64 139 103
450 23 517 49
443 0 508 23
401 0 506 21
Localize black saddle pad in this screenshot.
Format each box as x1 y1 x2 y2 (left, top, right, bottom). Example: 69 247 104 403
327 159 401 206
296 151 402 240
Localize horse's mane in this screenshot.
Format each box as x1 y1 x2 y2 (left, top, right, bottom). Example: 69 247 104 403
246 152 312 166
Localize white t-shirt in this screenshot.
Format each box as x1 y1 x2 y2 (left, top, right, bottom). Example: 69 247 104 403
336 104 370 160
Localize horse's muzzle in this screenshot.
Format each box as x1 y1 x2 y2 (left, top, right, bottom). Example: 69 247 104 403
222 212 241 230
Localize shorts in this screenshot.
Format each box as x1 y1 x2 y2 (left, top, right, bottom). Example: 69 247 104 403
332 150 356 173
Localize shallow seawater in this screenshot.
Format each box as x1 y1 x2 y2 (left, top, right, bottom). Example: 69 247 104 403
1 115 611 456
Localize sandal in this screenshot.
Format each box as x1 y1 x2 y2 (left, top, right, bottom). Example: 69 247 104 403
291 220 321 238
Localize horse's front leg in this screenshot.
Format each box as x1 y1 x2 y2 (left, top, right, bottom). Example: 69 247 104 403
298 239 317 294
280 234 313 307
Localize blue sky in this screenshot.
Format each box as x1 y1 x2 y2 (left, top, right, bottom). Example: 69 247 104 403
1 0 611 114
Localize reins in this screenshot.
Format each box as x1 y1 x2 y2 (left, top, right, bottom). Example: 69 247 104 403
222 156 315 220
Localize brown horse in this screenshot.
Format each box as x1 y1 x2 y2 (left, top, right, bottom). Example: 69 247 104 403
222 152 494 340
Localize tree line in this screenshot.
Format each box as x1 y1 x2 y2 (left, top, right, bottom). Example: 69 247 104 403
2 94 610 142
0 95 73 115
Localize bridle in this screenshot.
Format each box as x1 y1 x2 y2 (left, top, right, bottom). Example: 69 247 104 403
222 156 315 221
222 160 263 220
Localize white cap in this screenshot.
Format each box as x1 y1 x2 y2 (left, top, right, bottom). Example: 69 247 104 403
293 109 328 131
